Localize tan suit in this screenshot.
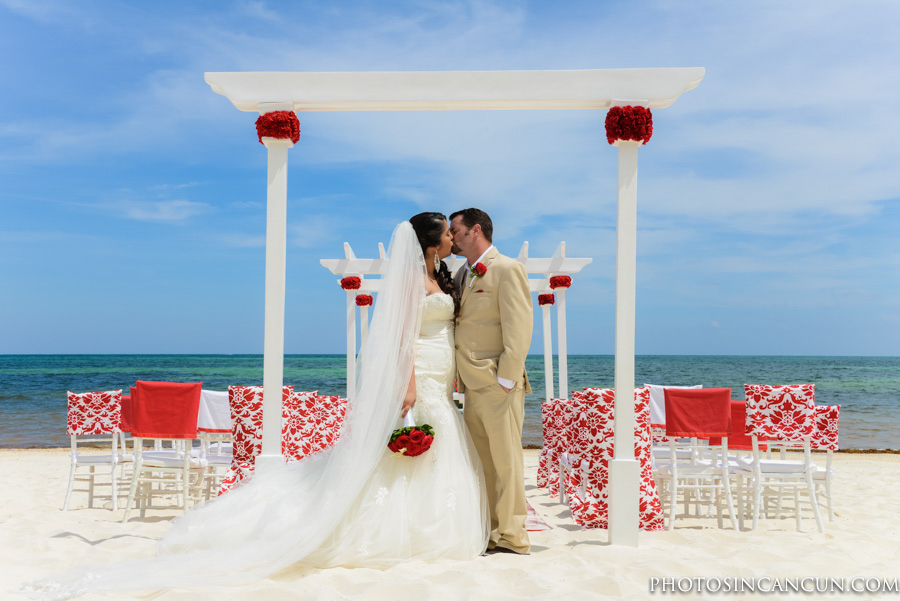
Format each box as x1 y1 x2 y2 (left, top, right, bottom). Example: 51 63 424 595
454 247 533 554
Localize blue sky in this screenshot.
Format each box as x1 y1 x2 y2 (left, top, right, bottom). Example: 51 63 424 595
1 0 898 356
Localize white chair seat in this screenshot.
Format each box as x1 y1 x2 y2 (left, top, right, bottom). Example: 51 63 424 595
755 459 814 473
203 454 233 467
813 465 835 480
141 452 207 468
652 447 692 461
72 454 123 465
659 463 727 477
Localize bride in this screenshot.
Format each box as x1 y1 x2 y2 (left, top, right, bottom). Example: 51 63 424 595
21 213 489 599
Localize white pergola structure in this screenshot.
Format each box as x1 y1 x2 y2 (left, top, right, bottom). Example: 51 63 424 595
204 68 704 546
320 241 591 403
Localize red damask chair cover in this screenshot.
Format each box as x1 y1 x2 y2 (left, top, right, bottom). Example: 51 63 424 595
744 384 815 440
282 392 349 461
218 385 292 495
537 401 555 489
811 404 840 521
219 388 349 495
67 390 122 436
567 386 664 531
812 405 840 451
538 398 574 497
63 390 127 511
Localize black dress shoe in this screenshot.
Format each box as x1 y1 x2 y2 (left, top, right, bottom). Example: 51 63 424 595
483 546 525 556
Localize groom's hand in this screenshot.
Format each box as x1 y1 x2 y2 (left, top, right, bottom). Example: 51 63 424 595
499 384 511 393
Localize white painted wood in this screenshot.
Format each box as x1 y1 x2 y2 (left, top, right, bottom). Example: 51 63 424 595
322 244 591 409
258 135 293 471
204 69 705 112
214 69 704 545
346 290 356 400
320 255 591 281
609 139 641 546
542 304 554 402
556 287 569 400
360 305 369 350
609 458 641 547
553 242 570 400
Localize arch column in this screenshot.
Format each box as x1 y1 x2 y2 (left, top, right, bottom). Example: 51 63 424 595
608 138 642 546
257 105 297 473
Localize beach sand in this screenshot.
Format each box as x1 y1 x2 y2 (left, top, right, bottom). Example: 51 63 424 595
2 449 899 600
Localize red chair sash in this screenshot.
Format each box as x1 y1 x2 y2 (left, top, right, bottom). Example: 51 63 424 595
708 401 763 450
664 388 732 438
130 381 203 439
119 394 133 433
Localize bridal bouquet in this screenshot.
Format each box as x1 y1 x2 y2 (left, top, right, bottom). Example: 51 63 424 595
388 423 435 457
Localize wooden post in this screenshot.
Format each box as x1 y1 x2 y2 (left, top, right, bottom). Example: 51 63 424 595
608 139 642 546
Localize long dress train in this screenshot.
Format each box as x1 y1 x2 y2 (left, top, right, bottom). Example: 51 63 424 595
19 222 487 600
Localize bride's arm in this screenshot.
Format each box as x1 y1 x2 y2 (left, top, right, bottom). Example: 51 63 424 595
402 368 417 417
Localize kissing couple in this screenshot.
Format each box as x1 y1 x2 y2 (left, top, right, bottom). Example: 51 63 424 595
20 208 534 599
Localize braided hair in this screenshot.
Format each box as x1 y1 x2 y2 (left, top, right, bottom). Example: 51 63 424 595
409 212 461 319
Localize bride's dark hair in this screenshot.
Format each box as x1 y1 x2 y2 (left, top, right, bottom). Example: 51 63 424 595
409 212 461 319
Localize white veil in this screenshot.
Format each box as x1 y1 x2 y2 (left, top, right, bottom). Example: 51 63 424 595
19 221 427 599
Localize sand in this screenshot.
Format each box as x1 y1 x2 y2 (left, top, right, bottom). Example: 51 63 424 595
2 448 899 601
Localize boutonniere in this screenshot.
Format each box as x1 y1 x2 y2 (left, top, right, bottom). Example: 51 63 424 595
469 262 487 287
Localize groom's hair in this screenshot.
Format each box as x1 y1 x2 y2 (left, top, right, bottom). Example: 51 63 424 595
449 208 493 243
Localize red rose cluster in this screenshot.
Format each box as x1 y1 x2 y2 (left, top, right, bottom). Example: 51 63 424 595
605 105 653 145
355 294 373 307
388 424 435 457
340 276 362 290
549 275 572 289
538 293 555 306
255 110 301 145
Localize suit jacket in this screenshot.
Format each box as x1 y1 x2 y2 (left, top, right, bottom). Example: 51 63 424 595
454 247 533 394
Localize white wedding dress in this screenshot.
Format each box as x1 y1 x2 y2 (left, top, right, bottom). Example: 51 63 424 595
20 222 488 599
307 292 489 568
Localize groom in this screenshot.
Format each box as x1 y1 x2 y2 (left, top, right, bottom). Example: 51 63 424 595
450 208 533 555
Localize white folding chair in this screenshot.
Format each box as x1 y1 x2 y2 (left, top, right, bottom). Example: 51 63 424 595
63 390 131 511
655 388 738 531
736 384 825 533
195 389 233 499
122 381 207 522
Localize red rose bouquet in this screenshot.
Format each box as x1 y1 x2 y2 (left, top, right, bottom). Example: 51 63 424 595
388 423 435 457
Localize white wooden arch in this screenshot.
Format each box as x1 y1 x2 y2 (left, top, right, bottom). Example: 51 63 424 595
204 68 705 546
320 242 591 403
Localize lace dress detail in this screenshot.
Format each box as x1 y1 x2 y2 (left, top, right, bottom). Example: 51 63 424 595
305 292 489 568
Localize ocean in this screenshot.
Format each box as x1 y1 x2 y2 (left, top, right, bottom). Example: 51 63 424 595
1 354 898 450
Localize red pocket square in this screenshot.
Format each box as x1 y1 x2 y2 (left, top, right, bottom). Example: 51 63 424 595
475 289 485 293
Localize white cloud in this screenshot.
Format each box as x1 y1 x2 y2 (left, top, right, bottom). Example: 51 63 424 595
216 233 266 248
119 199 212 222
289 215 342 249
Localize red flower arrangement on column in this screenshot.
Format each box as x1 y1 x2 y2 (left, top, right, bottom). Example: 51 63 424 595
538 293 555 306
605 106 653 145
340 276 362 290
256 110 301 145
355 294 373 307
549 275 572 289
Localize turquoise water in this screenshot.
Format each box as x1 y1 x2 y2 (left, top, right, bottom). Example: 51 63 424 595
1 355 898 449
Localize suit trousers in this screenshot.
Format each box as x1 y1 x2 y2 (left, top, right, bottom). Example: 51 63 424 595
463 381 530 554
